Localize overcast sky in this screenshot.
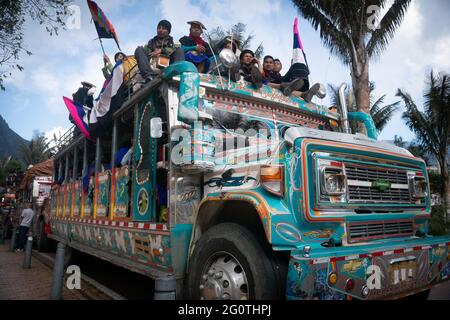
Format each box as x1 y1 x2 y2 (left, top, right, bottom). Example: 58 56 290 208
0 0 449 143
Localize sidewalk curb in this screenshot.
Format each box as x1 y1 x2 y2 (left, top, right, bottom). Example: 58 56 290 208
32 250 126 300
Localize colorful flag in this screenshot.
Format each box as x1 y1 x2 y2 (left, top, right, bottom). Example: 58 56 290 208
63 96 93 141
90 60 124 125
87 0 121 50
293 17 309 69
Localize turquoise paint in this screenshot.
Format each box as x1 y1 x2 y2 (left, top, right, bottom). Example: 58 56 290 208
163 61 200 124
171 224 193 277
348 112 378 140
133 96 158 222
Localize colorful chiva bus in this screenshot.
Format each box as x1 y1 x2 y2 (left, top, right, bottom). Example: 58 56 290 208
46 61 450 300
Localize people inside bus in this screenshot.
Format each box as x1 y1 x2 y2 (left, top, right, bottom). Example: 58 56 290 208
235 49 263 89
102 52 126 79
134 20 185 83
114 146 133 168
179 21 213 73
82 162 95 194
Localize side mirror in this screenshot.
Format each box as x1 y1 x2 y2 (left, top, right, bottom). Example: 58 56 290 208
219 48 239 69
150 117 163 139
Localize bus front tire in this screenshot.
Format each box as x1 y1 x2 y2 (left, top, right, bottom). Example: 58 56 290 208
186 223 281 300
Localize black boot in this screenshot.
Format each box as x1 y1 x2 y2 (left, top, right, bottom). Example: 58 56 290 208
281 78 304 96
302 83 321 103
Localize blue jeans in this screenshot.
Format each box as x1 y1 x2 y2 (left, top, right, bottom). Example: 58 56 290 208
18 226 29 250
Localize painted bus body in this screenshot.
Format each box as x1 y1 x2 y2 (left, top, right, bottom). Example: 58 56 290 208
48 62 450 300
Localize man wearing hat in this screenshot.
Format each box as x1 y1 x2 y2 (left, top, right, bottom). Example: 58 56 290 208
134 19 185 82
179 21 213 73
70 81 96 136
73 81 96 110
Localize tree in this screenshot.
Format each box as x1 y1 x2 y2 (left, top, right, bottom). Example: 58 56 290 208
397 71 450 225
205 22 264 59
19 131 54 166
0 156 24 187
292 0 411 132
328 82 400 133
0 0 72 90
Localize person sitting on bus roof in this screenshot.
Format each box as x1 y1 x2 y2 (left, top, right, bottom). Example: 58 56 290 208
262 55 282 85
234 49 263 89
134 20 185 83
265 62 322 102
273 58 282 78
102 52 126 79
179 21 213 73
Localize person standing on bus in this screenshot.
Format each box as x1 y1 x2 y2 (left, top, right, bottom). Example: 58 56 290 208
16 203 35 252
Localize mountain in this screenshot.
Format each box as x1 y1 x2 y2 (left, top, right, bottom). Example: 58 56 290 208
0 114 28 160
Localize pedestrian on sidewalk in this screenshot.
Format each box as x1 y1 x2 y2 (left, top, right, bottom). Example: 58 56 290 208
16 203 35 252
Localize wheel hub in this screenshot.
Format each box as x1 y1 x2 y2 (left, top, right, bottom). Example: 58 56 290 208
200 254 249 300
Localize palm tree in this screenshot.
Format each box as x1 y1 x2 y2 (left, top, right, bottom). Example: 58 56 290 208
328 82 400 133
292 0 411 127
205 22 264 59
397 71 450 225
19 131 54 166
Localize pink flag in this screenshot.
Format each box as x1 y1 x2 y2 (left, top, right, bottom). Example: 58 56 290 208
293 17 308 67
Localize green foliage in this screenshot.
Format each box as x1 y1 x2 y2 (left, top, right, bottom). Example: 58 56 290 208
291 0 411 65
205 22 264 59
0 157 25 187
328 82 400 133
428 172 444 195
429 205 448 236
397 71 450 202
19 131 54 166
0 0 72 90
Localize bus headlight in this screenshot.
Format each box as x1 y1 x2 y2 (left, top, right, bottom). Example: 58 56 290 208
324 173 346 195
409 175 427 199
321 165 347 196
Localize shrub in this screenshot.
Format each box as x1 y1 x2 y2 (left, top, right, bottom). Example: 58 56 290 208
428 205 448 236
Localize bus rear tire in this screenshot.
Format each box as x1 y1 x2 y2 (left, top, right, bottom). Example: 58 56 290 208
186 223 281 300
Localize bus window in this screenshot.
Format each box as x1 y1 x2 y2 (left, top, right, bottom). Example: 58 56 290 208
74 145 83 180
112 112 135 220
96 136 112 219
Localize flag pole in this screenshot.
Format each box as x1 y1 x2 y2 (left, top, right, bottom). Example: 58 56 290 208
98 37 106 56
